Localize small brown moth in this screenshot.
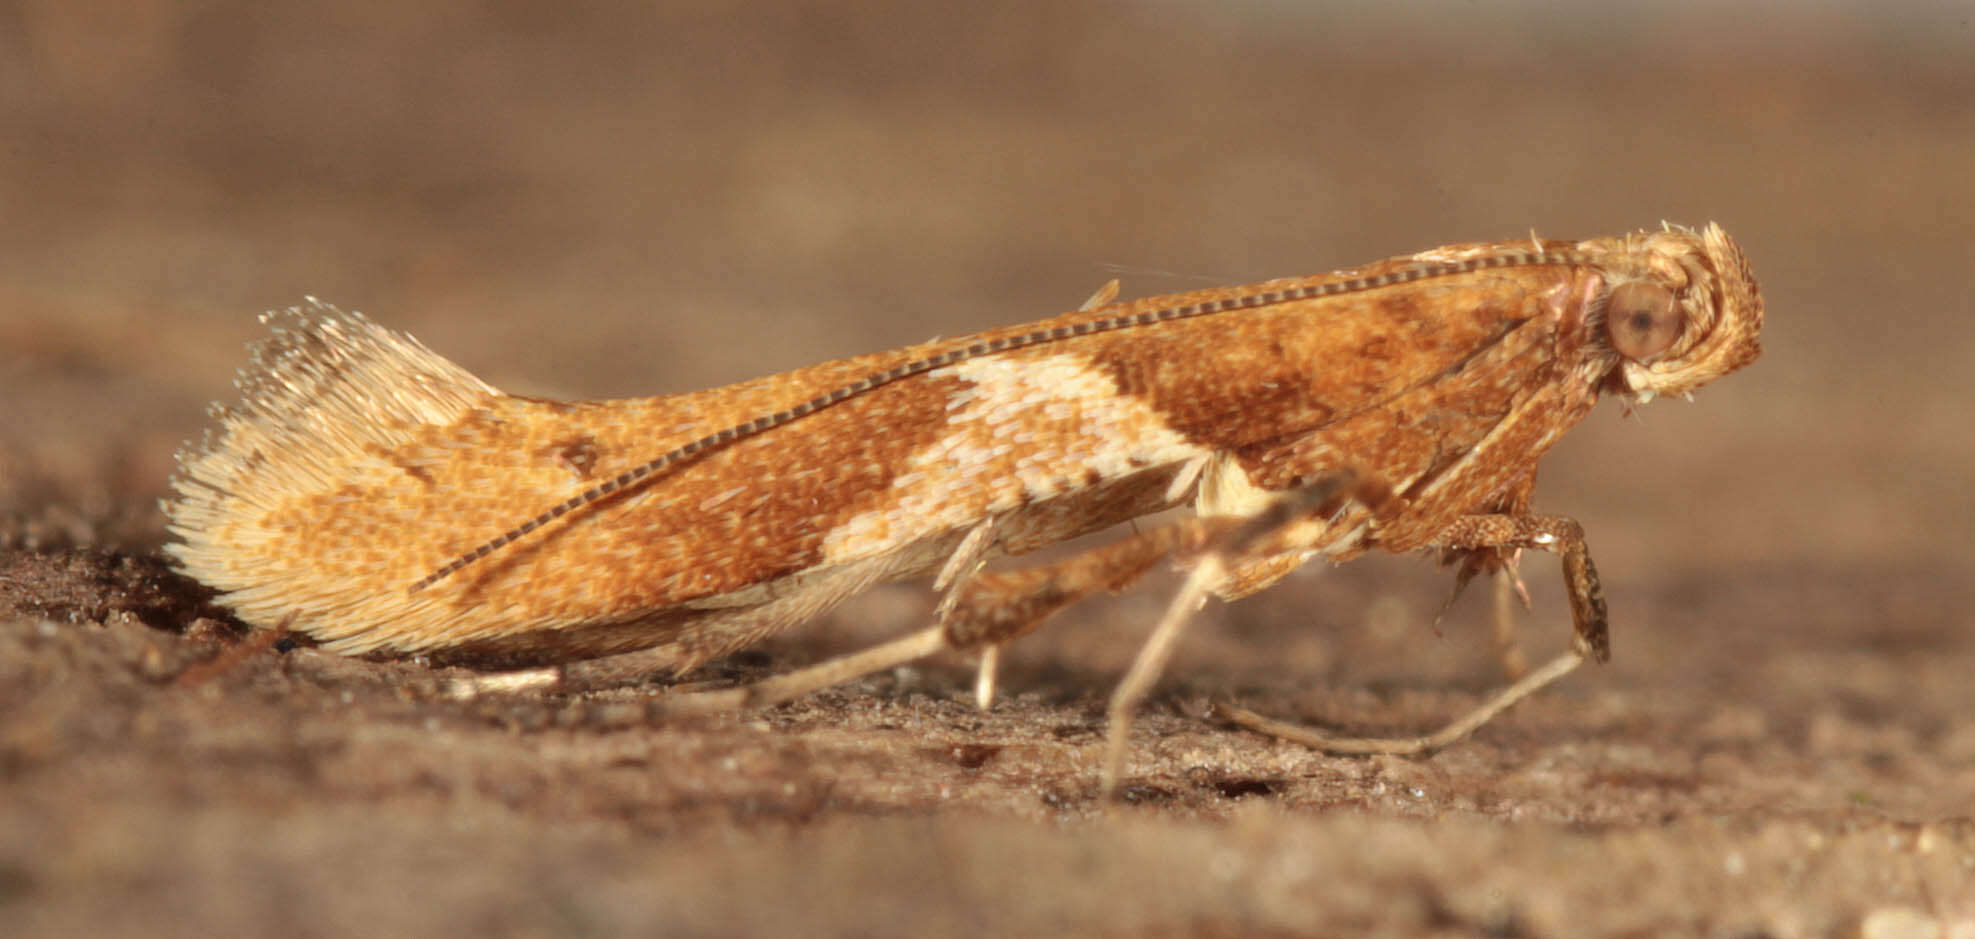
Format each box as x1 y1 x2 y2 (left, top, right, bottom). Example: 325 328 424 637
165 223 1762 791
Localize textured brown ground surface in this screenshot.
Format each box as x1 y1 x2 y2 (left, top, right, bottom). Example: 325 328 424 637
4 3 1974 936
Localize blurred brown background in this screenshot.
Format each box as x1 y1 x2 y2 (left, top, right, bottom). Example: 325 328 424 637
4 2 1974 935
5 0 1972 574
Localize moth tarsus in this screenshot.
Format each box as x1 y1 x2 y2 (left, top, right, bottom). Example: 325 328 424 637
164 223 1763 791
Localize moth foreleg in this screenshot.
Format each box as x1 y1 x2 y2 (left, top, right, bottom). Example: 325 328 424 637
1217 512 1607 756
1431 513 1609 662
1450 473 1541 680
1213 650 1584 756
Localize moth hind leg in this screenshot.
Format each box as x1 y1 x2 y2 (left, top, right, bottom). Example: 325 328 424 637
646 625 954 716
647 515 1220 719
440 638 696 700
651 472 1364 772
449 558 910 701
610 496 1195 719
495 489 1201 722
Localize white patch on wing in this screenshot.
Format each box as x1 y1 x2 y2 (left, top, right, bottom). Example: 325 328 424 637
820 353 1208 562
1193 451 1276 519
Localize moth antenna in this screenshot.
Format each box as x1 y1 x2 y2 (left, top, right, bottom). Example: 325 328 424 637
411 248 1599 591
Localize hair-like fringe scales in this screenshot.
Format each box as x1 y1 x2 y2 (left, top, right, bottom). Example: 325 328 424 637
163 299 499 610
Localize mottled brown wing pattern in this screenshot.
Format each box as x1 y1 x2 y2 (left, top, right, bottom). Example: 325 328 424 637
165 224 1761 692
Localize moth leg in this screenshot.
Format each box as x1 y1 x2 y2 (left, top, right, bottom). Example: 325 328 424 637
940 517 1231 651
1219 512 1607 755
452 626 941 708
446 668 559 698
1434 547 1533 680
1456 472 1539 680
652 625 953 715
933 472 1366 797
1095 473 1366 797
1491 560 1532 680
1100 551 1225 797
634 523 1217 721
973 645 1004 712
1435 513 1608 663
1214 650 1583 755
641 513 1230 717
956 277 1127 711
444 640 696 699
661 470 1359 792
608 515 999 712
930 517 1001 709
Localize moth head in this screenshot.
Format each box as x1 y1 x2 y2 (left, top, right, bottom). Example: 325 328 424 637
1599 222 1764 403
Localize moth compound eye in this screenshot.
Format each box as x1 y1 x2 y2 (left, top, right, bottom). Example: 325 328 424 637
1603 281 1681 362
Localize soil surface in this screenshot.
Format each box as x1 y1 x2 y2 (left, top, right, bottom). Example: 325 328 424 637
5 4 1974 937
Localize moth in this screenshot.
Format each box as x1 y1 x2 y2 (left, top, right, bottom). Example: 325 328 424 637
165 223 1762 790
